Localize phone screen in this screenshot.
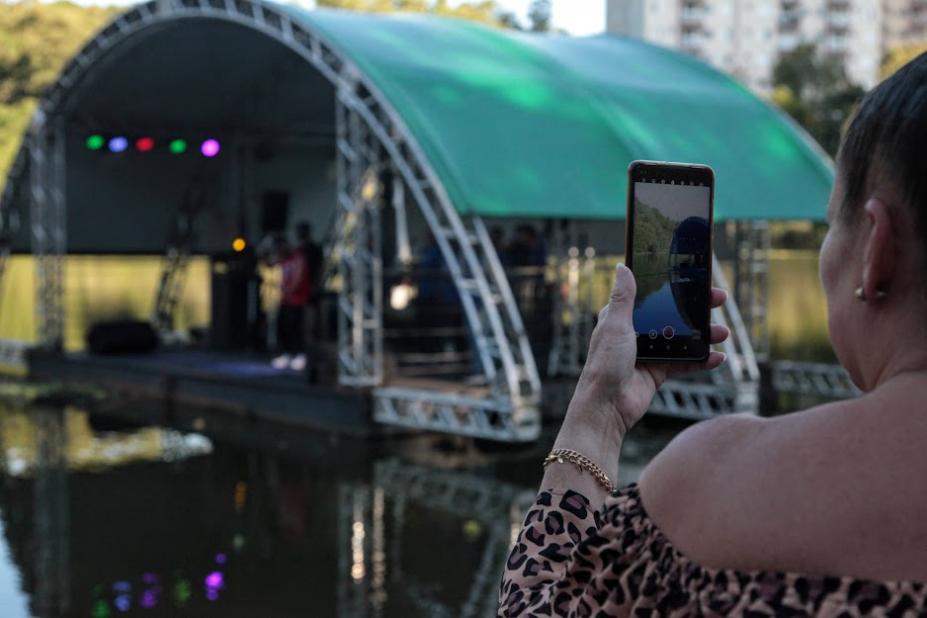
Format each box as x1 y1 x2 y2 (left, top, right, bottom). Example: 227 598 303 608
626 162 713 361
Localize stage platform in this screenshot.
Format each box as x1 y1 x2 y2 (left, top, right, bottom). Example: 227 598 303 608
27 349 382 437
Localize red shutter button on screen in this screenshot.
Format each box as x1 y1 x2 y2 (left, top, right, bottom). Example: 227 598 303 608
662 326 675 339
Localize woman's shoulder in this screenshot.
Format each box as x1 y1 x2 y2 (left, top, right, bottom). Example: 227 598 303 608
637 400 927 582
597 483 927 616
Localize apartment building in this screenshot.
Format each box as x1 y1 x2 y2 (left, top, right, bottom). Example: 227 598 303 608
883 0 927 49
607 0 910 93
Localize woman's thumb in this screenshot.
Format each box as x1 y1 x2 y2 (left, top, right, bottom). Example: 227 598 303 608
608 263 637 324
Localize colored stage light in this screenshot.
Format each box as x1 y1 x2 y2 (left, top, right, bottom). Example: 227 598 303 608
232 238 246 253
136 137 155 152
200 139 220 158
108 137 129 153
169 139 187 154
86 135 105 151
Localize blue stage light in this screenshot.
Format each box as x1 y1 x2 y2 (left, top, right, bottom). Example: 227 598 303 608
108 137 129 153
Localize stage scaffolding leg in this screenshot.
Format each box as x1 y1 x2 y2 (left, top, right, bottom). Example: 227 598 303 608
29 111 66 350
335 90 384 387
548 220 581 377
733 220 770 362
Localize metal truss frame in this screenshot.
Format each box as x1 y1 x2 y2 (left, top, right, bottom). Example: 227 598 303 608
547 220 596 378
732 220 771 361
336 459 534 618
28 111 67 350
334 97 384 387
1 0 540 441
771 360 860 400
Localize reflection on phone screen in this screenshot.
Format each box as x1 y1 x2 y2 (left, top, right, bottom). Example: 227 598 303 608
631 180 710 343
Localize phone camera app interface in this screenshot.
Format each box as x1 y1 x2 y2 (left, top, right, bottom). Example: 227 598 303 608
631 179 710 345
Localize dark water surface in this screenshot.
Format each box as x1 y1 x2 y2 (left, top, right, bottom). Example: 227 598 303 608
0 402 684 618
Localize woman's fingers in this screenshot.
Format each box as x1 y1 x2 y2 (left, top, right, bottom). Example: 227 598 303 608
710 287 727 309
661 351 727 378
710 324 730 345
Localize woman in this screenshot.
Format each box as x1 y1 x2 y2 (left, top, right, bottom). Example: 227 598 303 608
499 54 927 616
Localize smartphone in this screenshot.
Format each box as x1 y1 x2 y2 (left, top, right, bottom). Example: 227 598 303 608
625 160 714 362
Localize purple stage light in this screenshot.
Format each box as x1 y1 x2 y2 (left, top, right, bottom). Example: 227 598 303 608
140 589 159 609
200 139 220 158
108 137 129 153
215 553 227 565
204 570 224 602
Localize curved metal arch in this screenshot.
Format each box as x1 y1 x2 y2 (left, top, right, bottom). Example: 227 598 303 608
5 0 541 441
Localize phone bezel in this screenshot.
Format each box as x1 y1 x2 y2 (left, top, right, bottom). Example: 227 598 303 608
625 160 715 363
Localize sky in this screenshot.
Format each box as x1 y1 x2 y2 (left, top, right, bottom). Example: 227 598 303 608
635 183 711 224
67 0 607 35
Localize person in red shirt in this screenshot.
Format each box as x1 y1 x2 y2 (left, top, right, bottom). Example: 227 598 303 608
271 235 310 370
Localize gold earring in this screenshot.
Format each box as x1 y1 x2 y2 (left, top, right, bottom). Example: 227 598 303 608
854 287 888 301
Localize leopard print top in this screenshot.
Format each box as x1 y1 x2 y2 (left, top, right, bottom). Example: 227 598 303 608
499 484 927 617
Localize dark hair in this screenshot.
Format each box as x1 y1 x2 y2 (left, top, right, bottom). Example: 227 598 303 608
838 52 927 229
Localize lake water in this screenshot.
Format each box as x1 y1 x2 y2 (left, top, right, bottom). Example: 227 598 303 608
0 402 686 618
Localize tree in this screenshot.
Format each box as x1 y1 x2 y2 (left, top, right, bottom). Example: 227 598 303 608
0 1 119 194
527 0 550 32
317 0 501 25
771 44 865 156
881 43 927 79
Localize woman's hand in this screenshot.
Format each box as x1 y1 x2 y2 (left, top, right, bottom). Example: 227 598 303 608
544 261 729 501
569 262 730 439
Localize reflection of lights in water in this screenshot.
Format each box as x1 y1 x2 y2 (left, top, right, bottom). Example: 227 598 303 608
114 594 131 612
234 481 248 512
205 570 224 602
351 520 366 581
371 487 387 608
173 579 192 606
463 519 482 541
92 600 111 618
351 492 366 582
140 589 158 609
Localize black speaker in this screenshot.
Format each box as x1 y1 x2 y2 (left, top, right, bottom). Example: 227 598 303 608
210 256 252 349
87 320 159 355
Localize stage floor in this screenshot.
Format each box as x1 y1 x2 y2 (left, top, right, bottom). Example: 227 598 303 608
28 349 378 436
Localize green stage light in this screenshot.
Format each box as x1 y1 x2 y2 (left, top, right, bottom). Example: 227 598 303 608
86 134 105 151
169 139 187 154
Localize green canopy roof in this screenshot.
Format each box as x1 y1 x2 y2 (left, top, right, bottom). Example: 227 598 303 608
277 6 833 221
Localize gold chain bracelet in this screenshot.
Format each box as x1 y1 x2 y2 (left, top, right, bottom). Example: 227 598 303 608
542 448 615 493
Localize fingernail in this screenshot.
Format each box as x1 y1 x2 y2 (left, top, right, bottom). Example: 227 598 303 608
617 263 628 274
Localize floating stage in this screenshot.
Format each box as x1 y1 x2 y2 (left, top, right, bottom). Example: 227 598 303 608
26 349 382 436
24 349 578 438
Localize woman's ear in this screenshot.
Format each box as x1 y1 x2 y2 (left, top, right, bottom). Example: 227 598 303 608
861 197 896 300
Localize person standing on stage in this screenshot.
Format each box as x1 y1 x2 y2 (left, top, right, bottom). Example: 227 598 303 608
295 222 323 360
271 234 309 371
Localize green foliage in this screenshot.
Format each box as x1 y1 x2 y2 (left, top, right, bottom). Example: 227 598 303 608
527 0 550 32
881 43 927 79
0 1 118 192
632 199 674 259
317 0 502 25
771 43 866 157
